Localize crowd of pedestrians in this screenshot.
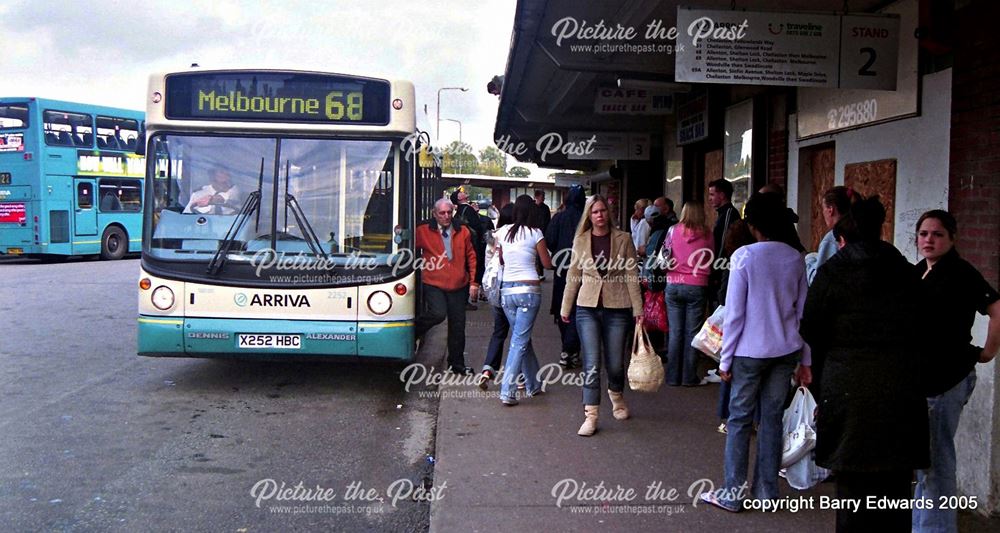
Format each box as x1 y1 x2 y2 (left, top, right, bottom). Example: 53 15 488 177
413 184 1000 532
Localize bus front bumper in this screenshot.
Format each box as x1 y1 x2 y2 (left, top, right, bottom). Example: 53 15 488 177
137 316 414 360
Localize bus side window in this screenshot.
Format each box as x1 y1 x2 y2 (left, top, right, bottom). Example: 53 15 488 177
77 182 93 209
44 109 93 147
100 192 122 211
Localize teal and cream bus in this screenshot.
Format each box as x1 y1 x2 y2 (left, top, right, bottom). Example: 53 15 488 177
137 69 422 360
0 97 144 259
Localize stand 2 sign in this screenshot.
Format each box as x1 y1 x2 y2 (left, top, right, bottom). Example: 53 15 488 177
675 8 899 90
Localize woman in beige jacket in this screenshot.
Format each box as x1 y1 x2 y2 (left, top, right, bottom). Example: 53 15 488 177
560 195 644 436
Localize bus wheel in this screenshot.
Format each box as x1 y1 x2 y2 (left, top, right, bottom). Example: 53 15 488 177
101 226 127 260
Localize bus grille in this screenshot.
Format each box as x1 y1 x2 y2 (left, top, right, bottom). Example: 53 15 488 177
50 211 69 243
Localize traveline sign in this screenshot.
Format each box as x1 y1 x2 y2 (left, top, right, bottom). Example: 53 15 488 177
675 8 899 90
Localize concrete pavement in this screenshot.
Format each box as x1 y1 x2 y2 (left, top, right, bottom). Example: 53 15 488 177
420 278 999 533
423 279 840 532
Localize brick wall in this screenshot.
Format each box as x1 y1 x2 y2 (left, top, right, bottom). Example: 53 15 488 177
949 0 1000 286
768 129 789 191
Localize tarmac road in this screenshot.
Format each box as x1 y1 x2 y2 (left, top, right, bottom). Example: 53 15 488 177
0 256 437 532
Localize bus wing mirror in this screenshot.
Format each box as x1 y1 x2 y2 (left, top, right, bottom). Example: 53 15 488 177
134 132 146 156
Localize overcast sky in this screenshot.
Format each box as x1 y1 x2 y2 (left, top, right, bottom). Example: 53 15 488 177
1 0 546 175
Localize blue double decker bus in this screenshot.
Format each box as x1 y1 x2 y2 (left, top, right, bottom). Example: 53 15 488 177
0 97 144 259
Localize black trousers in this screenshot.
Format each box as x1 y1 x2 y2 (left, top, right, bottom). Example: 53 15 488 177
835 469 912 533
415 284 468 368
551 273 580 354
474 242 486 285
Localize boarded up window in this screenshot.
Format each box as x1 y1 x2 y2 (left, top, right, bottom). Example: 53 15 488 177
844 159 897 242
808 146 835 250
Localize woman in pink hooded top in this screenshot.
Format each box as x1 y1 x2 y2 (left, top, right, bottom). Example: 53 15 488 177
663 202 714 386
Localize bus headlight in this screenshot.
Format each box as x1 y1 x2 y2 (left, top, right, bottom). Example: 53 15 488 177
367 291 392 315
151 286 175 310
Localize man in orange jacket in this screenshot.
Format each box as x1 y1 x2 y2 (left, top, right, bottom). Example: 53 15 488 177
415 198 479 374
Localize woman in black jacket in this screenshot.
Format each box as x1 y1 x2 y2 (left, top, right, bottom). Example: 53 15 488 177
800 197 929 532
912 209 1000 532
546 185 586 368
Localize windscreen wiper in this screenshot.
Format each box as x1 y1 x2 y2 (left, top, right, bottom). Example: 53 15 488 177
206 190 261 276
276 158 330 264
284 192 331 263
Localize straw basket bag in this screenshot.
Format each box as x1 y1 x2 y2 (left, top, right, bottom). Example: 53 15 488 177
627 324 664 392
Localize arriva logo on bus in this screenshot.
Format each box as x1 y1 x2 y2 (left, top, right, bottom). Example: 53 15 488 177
234 292 312 308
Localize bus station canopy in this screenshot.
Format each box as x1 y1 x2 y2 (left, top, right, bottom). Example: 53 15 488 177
493 0 884 171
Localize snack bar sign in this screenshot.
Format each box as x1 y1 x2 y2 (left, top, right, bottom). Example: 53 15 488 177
675 8 899 90
594 88 674 115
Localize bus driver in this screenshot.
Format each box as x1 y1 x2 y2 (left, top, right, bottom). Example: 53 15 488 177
184 169 242 215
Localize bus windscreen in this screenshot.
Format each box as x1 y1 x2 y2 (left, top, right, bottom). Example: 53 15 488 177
164 72 391 125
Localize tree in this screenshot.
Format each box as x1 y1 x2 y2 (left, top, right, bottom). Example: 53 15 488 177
507 166 531 178
441 141 478 174
477 146 506 176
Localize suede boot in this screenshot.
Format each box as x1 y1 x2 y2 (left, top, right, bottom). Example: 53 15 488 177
608 390 630 420
577 405 599 436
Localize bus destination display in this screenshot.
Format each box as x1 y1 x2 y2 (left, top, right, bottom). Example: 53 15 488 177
165 72 391 125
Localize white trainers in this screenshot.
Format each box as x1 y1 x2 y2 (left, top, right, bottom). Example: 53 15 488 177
703 369 722 384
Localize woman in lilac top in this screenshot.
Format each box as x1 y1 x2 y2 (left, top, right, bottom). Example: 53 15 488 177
663 202 714 386
701 192 812 513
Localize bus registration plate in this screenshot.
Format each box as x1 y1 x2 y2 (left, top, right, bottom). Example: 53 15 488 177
237 334 301 349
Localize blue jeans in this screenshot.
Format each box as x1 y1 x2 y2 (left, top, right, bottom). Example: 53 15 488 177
576 306 632 405
721 352 798 506
718 380 731 419
913 370 977 533
483 305 510 373
499 282 542 401
665 283 707 386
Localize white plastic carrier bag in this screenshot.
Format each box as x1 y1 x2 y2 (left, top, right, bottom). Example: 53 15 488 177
781 386 817 468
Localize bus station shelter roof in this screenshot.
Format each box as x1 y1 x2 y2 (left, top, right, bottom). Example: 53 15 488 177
493 0 885 171
440 173 557 189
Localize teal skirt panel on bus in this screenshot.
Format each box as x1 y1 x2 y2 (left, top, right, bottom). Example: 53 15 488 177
138 317 414 360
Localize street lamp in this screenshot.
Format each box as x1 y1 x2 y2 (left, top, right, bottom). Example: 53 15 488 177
436 86 468 142
441 118 462 143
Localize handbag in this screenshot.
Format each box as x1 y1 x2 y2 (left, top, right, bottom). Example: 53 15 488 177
781 387 818 468
642 289 668 332
691 304 725 362
482 243 504 307
627 324 664 392
659 224 675 264
645 225 674 292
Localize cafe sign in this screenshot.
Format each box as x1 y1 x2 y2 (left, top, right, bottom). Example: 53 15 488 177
594 87 674 115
